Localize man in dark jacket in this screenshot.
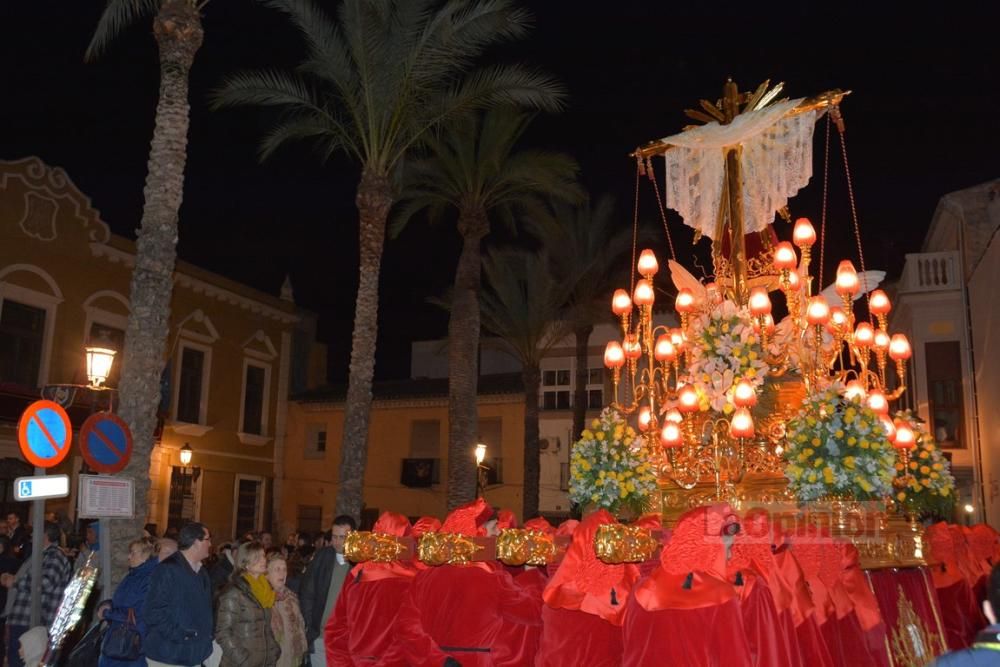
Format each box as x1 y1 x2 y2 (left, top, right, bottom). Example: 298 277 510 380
144 522 214 667
300 515 355 665
933 563 1000 665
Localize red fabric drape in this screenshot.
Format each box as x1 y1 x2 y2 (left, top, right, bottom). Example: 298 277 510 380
535 606 622 667
325 574 412 666
866 567 949 664
494 567 547 667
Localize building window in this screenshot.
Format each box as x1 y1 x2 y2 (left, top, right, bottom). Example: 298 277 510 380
542 368 571 410
297 505 323 535
0 299 46 387
176 345 206 424
241 363 267 435
86 323 125 388
316 430 327 452
587 367 604 408
305 424 328 460
925 341 965 448
167 466 198 533
234 476 264 537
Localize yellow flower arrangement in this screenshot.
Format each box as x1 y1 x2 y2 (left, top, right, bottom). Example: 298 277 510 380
892 411 956 519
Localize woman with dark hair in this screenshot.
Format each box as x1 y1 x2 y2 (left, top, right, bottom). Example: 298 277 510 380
215 541 280 666
98 537 158 667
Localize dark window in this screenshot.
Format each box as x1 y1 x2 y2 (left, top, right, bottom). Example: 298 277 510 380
588 389 604 409
242 364 266 435
543 390 570 410
543 370 557 386
87 323 125 388
925 341 965 448
167 466 197 533
176 347 205 423
316 430 327 452
0 300 46 387
556 369 570 385
235 478 262 536
588 368 603 385
297 505 322 535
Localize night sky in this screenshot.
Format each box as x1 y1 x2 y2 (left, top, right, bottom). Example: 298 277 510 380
2 2 997 382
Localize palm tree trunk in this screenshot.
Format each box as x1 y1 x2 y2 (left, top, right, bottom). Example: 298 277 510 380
522 364 541 520
110 0 202 587
335 168 392 522
571 323 593 443
446 210 488 510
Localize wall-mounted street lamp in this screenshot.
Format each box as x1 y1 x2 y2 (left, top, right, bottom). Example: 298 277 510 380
475 443 489 498
179 443 194 467
85 338 117 388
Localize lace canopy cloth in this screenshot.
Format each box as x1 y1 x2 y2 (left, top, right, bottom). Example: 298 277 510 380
658 98 820 240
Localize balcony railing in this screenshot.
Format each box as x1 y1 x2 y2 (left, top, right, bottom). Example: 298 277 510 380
900 251 961 293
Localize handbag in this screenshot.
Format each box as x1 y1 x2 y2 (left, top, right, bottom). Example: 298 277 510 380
67 620 106 667
102 608 143 661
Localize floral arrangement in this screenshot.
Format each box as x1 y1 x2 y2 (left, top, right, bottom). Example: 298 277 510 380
782 384 897 501
892 411 956 519
569 407 658 515
685 300 768 412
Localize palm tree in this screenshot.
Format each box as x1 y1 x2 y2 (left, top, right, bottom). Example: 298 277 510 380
479 249 569 519
392 109 580 510
87 0 204 582
212 0 563 521
534 196 632 442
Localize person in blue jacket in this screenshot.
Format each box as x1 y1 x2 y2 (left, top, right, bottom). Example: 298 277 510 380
98 536 158 667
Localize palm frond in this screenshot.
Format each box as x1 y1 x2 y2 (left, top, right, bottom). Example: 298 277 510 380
86 0 160 61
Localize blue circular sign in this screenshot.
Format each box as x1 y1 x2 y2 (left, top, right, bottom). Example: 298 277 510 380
18 400 72 468
79 413 133 474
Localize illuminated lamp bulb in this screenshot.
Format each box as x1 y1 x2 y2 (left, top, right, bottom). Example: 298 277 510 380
661 422 683 448
773 242 798 270
638 406 652 432
893 422 916 450
664 408 682 424
678 384 699 413
835 260 860 296
793 218 816 248
806 296 831 326
761 314 776 336
888 334 912 361
748 287 771 316
612 289 632 316
844 380 867 403
869 289 892 316
730 408 755 438
603 341 625 369
874 329 890 352
867 389 889 415
786 269 801 290
654 334 676 362
633 279 654 307
828 306 848 332
854 322 875 347
880 416 897 442
670 329 685 349
733 379 757 408
637 249 659 277
623 335 642 360
675 288 695 313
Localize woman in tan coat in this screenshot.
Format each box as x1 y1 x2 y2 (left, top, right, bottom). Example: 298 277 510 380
267 553 308 667
215 542 281 667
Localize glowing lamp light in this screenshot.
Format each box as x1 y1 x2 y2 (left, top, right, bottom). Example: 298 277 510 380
893 423 916 450
660 422 683 448
874 329 890 352
733 379 757 407
730 408 755 438
669 329 685 349
835 260 860 296
806 296 831 326
637 249 659 277
179 443 193 467
675 288 695 313
612 289 632 316
678 385 700 413
844 380 867 402
773 242 798 271
638 406 652 432
869 289 892 315
623 335 642 360
85 343 117 388
888 334 912 361
761 313 776 336
664 408 682 424
748 287 771 316
881 417 896 441
965 504 975 514
867 390 889 415
828 307 848 332
633 279 655 307
475 443 487 465
854 322 875 347
786 270 801 289
793 218 816 247
654 334 676 362
603 341 625 369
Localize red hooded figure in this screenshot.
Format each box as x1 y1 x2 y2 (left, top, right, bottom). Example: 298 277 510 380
393 498 541 667
493 514 551 667
325 511 416 666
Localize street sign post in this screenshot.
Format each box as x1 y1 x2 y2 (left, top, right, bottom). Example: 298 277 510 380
79 413 133 474
14 475 70 501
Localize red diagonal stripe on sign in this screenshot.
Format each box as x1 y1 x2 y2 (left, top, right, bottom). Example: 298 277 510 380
91 424 124 459
31 414 64 454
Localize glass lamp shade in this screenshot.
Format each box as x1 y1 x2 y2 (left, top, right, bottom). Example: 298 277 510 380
623 335 642 360
854 322 875 347
893 424 916 450
603 341 625 369
633 279 655 307
730 408 755 438
85 345 116 388
475 443 487 465
748 288 771 316
611 289 632 316
835 260 860 295
888 334 912 360
675 288 695 313
869 290 892 315
179 444 193 466
638 406 652 432
733 379 757 407
773 242 798 270
660 422 683 448
806 296 831 326
637 249 659 277
793 218 816 247
678 385 699 413
654 334 676 362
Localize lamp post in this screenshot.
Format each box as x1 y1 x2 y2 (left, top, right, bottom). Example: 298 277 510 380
475 443 488 498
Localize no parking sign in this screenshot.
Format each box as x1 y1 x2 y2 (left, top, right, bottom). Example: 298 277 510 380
79 413 133 474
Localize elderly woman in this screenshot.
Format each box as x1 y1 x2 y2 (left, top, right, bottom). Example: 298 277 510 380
266 553 307 667
215 541 280 667
98 537 158 667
